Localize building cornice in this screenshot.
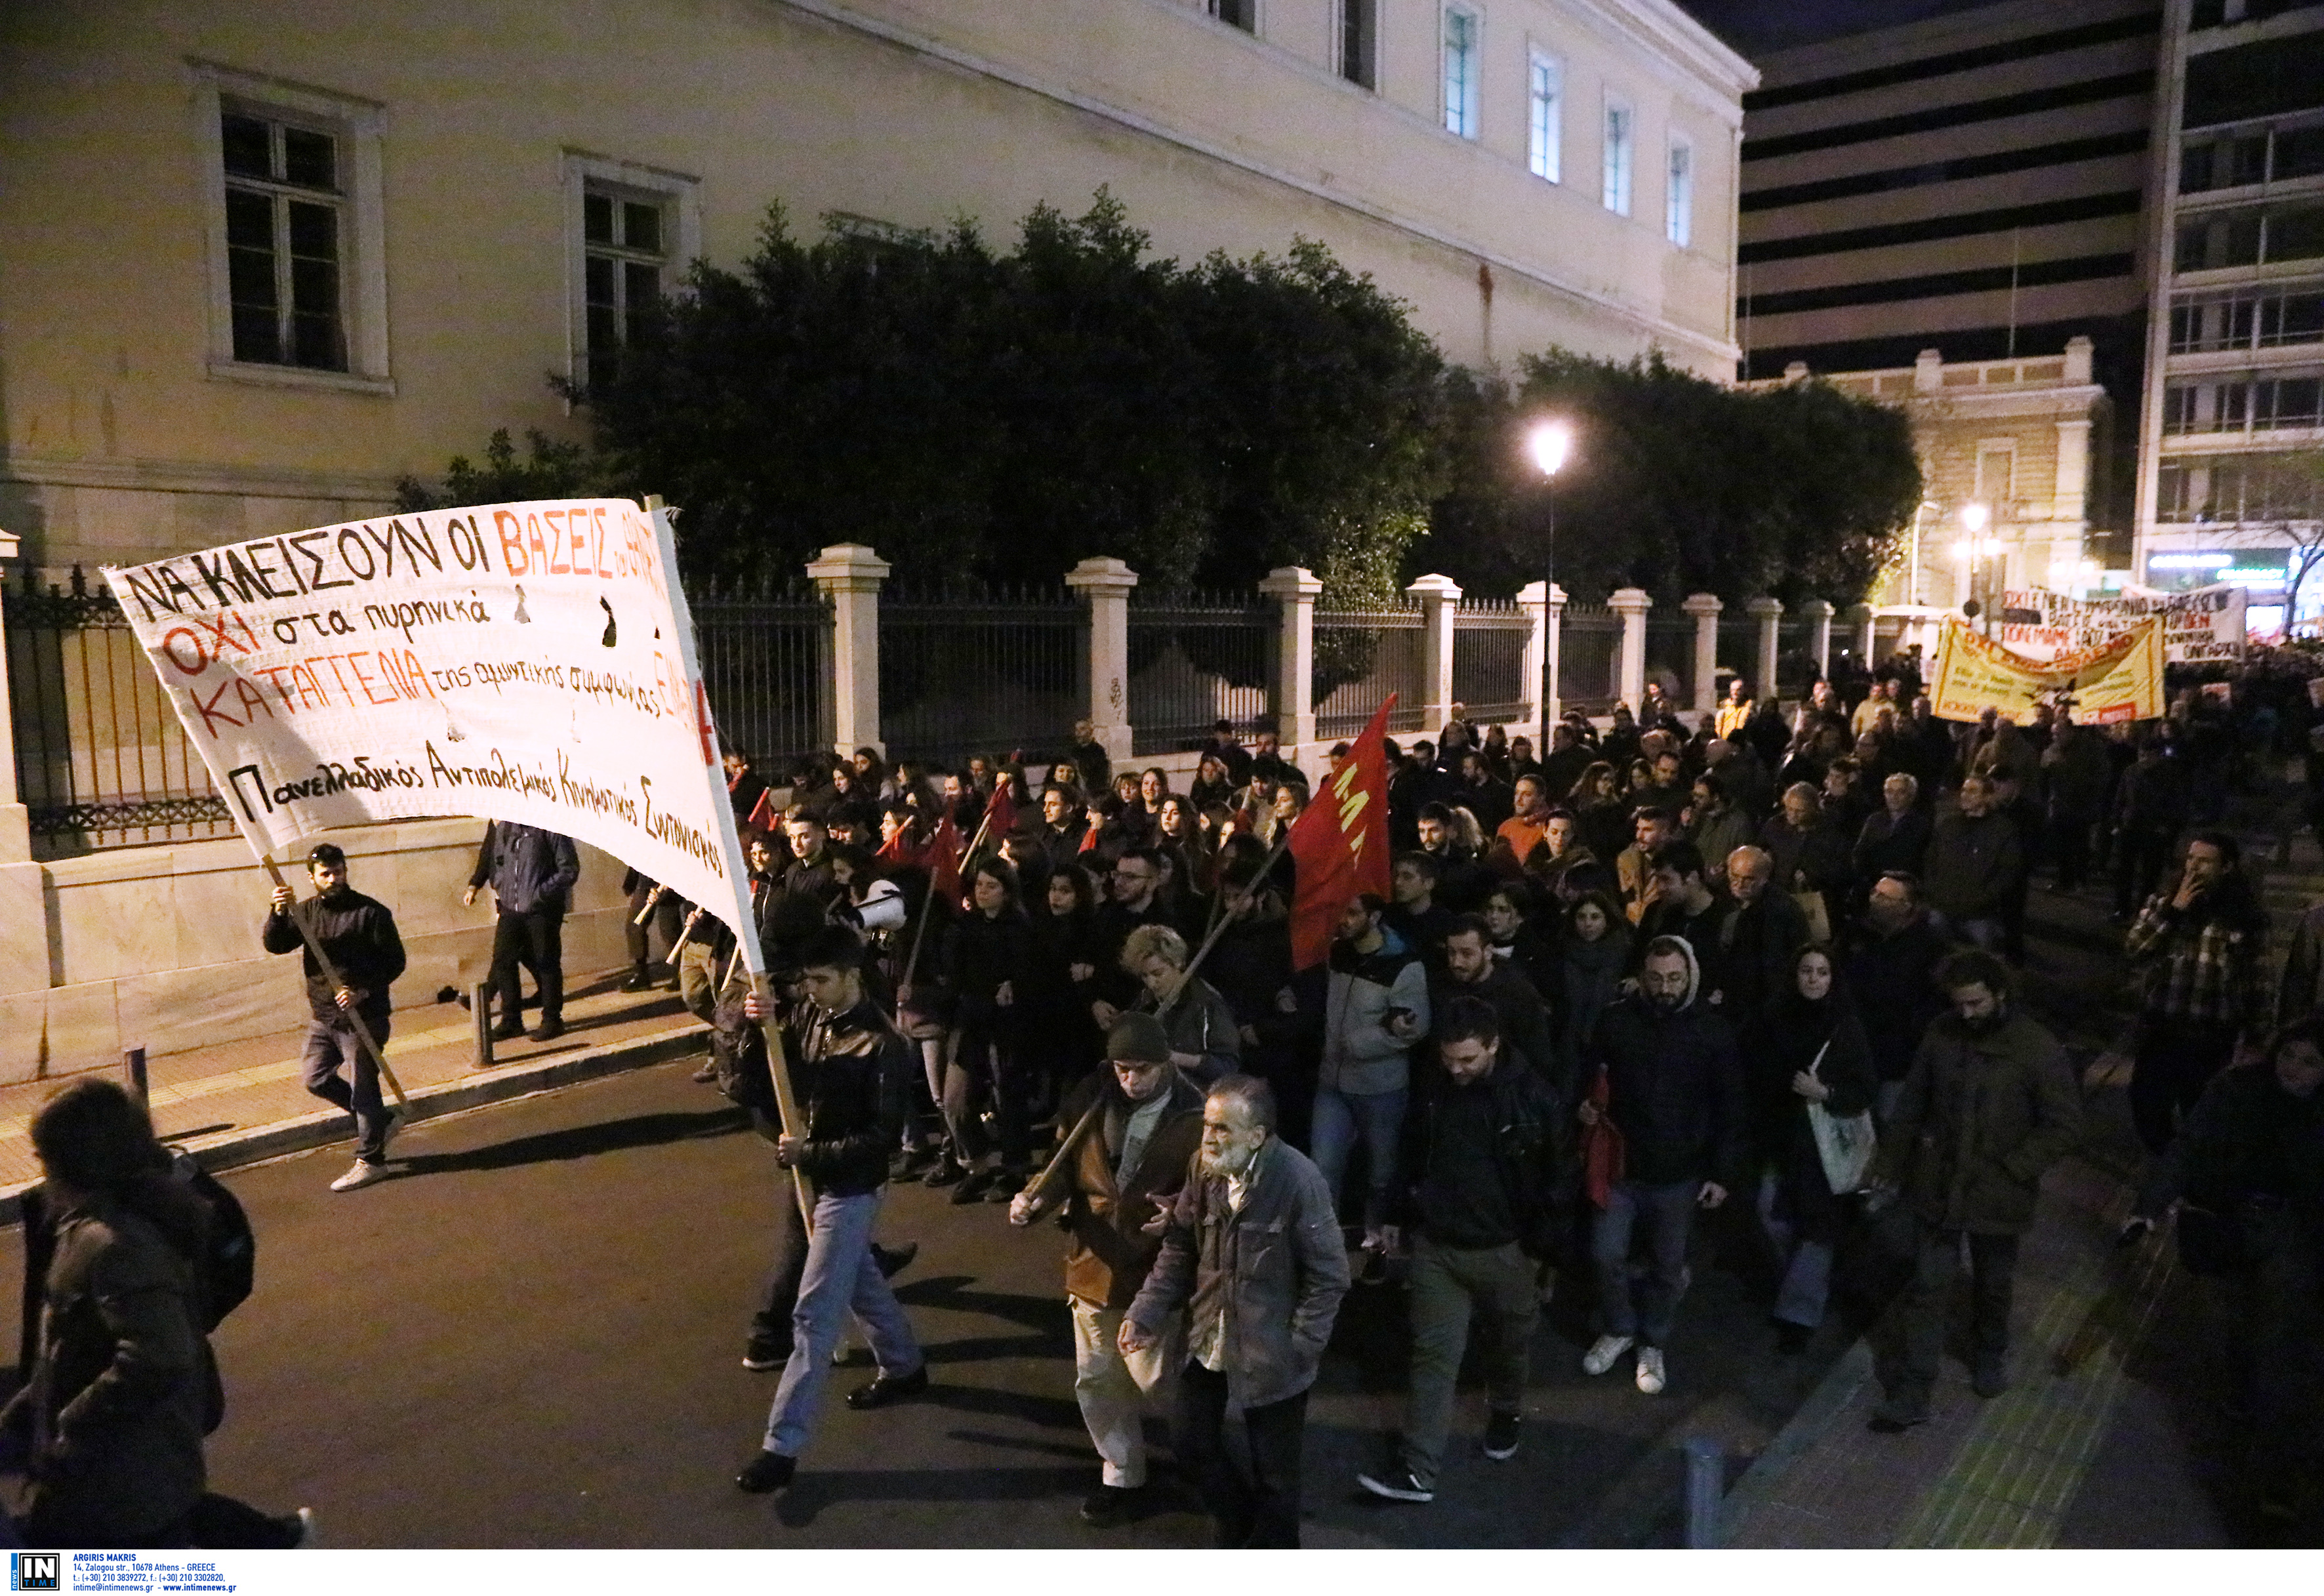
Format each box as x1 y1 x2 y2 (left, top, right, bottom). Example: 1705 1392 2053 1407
775 0 1740 365
0 449 405 504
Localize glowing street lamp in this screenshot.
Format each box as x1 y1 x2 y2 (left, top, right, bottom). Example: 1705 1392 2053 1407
1528 420 1574 731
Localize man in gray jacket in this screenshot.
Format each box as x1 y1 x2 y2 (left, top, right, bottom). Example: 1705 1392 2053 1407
1123 1075 1350 1547
1315 895 1431 1255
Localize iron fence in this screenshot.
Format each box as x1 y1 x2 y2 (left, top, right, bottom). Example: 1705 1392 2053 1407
1450 598 1534 729
1314 603 1425 740
1643 613 1698 706
879 583 1083 769
5 569 235 857
1557 603 1620 710
1127 592 1274 757
1718 617 1761 697
1776 617 1816 694
689 577 833 781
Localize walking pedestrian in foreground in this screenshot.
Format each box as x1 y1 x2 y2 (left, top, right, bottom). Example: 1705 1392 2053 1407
1122 1076 1349 1547
736 928 928 1496
1009 1013 1206 1526
261 842 406 1193
1356 997 1564 1504
1868 949 2081 1430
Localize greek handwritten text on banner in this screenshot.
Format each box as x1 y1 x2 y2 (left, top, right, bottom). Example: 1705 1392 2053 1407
102 499 758 946
1997 584 2246 664
1928 615 2164 726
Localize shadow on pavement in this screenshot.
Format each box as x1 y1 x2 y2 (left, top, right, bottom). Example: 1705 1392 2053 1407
394 1106 748 1177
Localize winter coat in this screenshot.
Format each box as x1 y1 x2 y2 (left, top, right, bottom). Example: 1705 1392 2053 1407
1430 960 1559 1101
260 886 405 1025
1702 891 1810 1019
1051 1070 1208 1310
1743 989 1875 1225
1320 927 1431 1097
1128 1137 1351 1410
1586 940 1747 1188
1880 1009 2083 1235
1843 913 1950 1084
1922 809 2023 922
1393 1054 1570 1253
468 822 581 916
791 998 914 1197
1852 806 1932 887
939 907 1033 1036
1158 974 1244 1083
1553 929 1631 1108
0 1183 211 1544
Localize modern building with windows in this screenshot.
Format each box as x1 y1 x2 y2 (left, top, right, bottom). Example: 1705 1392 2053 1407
1733 0 2163 547
2136 0 2324 624
0 0 1752 579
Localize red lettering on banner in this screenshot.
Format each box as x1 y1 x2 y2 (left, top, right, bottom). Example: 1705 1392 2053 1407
494 510 527 575
348 651 396 706
233 679 274 723
257 664 297 709
292 665 327 710
192 679 243 736
694 680 717 765
590 508 612 577
525 514 553 574
159 628 210 676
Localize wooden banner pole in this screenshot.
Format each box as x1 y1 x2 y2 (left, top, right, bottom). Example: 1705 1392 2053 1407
261 854 411 1114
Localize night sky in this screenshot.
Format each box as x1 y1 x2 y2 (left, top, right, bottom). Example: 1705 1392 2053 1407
1673 0 2020 59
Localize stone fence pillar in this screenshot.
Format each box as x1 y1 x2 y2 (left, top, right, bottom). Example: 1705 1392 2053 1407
1065 556 1139 769
1257 565 1322 760
1517 581 1549 745
1800 598 1835 681
1682 593 1722 716
1747 595 1784 703
1610 587 1652 712
805 543 891 758
1406 573 1461 733
0 526 29 863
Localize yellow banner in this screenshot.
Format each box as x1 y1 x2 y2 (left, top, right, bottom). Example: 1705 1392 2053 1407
1928 615 2164 726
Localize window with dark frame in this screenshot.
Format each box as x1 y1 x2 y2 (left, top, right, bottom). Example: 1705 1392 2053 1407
582 188 669 391
1340 0 1377 89
1210 0 1256 33
221 108 348 371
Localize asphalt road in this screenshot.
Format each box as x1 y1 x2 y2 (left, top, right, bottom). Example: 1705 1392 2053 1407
0 1058 1854 1549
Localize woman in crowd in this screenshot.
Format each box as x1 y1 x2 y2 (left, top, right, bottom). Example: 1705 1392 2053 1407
1154 794 1216 904
1553 888 1631 1101
932 859 1035 1204
1021 859 1103 1120
1189 752 1238 811
1482 880 1558 998
1743 944 1873 1351
1573 762 1631 866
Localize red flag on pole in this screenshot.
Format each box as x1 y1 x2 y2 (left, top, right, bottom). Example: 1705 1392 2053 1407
1286 694 1396 970
984 781 1017 843
925 814 964 901
746 787 778 835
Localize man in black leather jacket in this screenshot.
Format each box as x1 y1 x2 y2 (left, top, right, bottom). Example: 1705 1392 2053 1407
734 928 927 1497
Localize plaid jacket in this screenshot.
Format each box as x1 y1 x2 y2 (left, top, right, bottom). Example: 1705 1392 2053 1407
2124 891 2270 1027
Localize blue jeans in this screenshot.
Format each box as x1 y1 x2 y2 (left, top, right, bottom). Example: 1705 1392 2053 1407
1591 1178 1700 1346
1309 1083 1407 1230
1756 1168 1835 1330
762 1188 922 1457
301 1015 392 1163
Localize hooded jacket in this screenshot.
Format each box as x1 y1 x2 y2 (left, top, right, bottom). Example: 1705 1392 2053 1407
1321 925 1431 1097
1587 936 1747 1188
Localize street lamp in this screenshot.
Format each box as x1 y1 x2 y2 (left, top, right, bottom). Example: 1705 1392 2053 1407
1528 420 1573 737
1959 503 1993 634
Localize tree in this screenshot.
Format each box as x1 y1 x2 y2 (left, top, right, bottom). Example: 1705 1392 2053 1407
1421 352 1921 603
393 428 600 513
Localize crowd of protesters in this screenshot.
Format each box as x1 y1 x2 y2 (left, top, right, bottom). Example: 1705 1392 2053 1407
20 648 2324 1545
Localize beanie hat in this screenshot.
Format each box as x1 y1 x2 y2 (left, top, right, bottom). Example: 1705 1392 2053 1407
1105 1012 1172 1066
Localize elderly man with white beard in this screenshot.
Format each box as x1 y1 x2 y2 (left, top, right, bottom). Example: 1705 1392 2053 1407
1120 1074 1349 1548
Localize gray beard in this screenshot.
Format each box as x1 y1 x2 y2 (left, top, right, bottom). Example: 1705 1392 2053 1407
1201 1141 1258 1179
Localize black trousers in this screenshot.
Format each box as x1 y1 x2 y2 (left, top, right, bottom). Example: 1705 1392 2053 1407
1896 1225 2019 1404
2131 1015 2239 1155
2113 825 2179 917
489 909 564 1026
2049 806 2097 890
1179 1362 1308 1548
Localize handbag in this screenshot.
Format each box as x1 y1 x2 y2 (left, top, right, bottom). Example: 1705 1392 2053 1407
1803 1039 1877 1195
1581 1067 1625 1208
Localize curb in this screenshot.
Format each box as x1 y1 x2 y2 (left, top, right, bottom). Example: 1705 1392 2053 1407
1717 1336 1877 1546
1 1019 710 1225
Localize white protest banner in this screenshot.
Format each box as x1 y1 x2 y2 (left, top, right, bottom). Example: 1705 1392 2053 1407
1997 584 2247 664
102 497 760 951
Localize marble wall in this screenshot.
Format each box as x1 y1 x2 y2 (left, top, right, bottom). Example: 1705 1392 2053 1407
0 817 631 1084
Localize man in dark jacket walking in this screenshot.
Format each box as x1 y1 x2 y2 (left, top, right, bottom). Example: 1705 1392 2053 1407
2122 830 2270 1154
1870 950 2083 1429
736 929 928 1496
465 821 581 1042
262 842 407 1193
1123 1075 1349 1547
1580 936 1744 1395
1845 870 1951 1124
1435 918 1558 1096
1923 774 2022 951
1356 998 1566 1504
1009 1013 1206 1526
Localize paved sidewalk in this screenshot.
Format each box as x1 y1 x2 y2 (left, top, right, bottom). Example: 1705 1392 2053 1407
0 968 709 1204
1724 778 2320 1549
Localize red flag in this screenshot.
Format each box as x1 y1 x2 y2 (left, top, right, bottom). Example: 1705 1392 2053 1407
1287 695 1396 970
985 781 1017 841
876 827 920 869
746 787 778 834
926 814 964 901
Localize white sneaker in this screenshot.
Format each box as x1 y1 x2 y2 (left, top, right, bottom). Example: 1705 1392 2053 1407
288 1507 317 1547
1582 1333 1636 1376
1635 1345 1667 1395
329 1159 388 1193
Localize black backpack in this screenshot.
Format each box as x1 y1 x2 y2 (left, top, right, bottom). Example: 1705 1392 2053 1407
175 1153 256 1332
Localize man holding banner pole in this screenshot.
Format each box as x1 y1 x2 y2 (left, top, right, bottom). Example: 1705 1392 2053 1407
261 842 408 1193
